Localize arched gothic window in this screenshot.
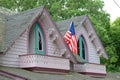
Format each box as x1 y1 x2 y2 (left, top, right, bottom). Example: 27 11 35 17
35 22 45 54
78 35 87 61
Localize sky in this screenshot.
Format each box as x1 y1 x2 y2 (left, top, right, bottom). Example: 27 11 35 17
103 0 120 21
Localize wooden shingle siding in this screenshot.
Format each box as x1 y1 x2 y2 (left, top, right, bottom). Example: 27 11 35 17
47 39 61 56
39 11 62 57
1 54 19 58
47 39 56 55
0 7 44 52
87 34 100 63
76 25 100 64
0 56 19 67
0 31 28 67
29 25 36 53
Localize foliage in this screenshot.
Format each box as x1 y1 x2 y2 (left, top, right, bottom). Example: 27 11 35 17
109 17 120 71
1 0 119 72
0 0 110 42
100 17 120 72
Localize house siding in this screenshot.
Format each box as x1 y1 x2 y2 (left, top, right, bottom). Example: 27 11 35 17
39 12 62 57
29 25 36 54
47 38 61 56
0 30 28 67
76 25 100 64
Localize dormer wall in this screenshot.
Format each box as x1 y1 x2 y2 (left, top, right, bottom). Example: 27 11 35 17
0 30 28 67
75 23 100 64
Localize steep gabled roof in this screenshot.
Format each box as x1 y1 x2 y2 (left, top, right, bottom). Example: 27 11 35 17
0 8 16 52
0 6 77 63
56 15 108 59
0 6 108 59
56 15 86 36
0 13 6 52
0 6 44 52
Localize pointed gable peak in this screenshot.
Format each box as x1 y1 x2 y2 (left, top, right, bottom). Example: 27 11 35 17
0 6 44 52
82 16 108 59
57 15 108 59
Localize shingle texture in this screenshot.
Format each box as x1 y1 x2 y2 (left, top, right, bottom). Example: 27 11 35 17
0 66 120 80
0 75 13 80
56 15 86 36
56 15 108 59
0 13 6 51
0 6 108 59
0 6 86 53
0 6 44 52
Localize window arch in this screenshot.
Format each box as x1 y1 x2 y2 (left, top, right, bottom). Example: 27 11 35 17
78 35 87 61
35 22 45 54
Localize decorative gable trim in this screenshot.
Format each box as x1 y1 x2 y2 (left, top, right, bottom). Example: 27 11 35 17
82 16 108 59
2 6 45 53
43 8 77 63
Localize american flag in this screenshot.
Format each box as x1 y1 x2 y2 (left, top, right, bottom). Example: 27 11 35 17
64 22 78 54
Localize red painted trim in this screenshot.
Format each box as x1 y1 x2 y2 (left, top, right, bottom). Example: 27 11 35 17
38 20 48 55
26 8 49 55
3 7 45 55
85 16 108 59
43 8 77 64
19 54 69 60
26 7 45 54
23 67 69 74
74 62 106 66
79 72 106 77
85 62 106 66
0 70 29 80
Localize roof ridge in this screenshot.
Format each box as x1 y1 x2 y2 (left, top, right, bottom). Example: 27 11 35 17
9 6 44 18
57 15 87 23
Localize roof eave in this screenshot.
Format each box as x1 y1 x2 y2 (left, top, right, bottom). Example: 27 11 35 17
2 6 45 53
43 8 77 64
82 16 108 59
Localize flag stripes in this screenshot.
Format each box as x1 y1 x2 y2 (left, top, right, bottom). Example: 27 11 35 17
64 22 78 54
